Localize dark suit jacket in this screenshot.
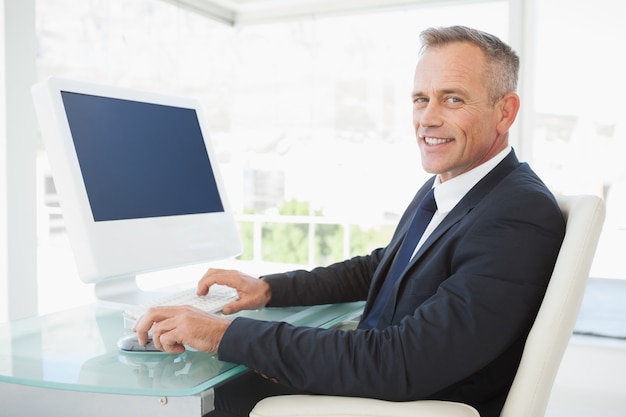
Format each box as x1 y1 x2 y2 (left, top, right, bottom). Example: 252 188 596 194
218 151 565 417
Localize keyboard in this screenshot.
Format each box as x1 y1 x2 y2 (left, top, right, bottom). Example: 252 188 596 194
123 284 239 324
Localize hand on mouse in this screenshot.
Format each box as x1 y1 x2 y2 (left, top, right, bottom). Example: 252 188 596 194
133 305 232 354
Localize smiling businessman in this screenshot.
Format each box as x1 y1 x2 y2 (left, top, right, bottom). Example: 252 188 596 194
135 26 565 417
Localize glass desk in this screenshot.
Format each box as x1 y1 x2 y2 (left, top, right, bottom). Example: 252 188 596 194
0 301 364 416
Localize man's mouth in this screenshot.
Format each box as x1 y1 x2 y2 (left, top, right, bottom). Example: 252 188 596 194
421 136 454 146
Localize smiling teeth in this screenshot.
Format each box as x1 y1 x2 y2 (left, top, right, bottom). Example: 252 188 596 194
424 137 453 145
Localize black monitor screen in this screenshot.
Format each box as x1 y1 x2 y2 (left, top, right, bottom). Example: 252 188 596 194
61 91 224 222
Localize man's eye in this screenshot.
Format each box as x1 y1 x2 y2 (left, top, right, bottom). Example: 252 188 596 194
445 97 462 104
413 97 428 105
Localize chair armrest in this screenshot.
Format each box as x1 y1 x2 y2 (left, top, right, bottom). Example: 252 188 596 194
250 395 480 417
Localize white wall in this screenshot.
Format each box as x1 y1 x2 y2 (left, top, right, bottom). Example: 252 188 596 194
0 0 38 322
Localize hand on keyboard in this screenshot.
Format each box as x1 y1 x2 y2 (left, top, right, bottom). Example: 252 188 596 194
196 268 272 314
130 268 270 354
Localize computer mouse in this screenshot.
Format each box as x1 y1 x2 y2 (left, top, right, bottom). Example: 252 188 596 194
117 333 161 352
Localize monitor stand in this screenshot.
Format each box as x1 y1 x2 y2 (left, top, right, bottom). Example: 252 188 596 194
94 275 168 306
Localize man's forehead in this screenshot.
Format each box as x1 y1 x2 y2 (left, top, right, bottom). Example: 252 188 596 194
413 64 482 93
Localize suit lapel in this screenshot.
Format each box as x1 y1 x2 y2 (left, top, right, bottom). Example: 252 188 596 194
385 151 521 312
362 178 436 316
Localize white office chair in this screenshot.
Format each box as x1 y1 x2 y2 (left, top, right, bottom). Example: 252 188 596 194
250 194 606 417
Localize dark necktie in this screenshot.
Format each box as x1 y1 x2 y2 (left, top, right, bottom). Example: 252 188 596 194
360 188 437 328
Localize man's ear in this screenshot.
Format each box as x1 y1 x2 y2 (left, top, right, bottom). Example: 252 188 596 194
496 92 520 134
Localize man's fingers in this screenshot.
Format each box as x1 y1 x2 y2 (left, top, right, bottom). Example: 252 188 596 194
197 268 232 295
134 307 182 345
133 304 229 354
221 299 244 315
157 330 187 354
150 315 186 353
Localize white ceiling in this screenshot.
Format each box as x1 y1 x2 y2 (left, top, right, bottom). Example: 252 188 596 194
162 0 443 25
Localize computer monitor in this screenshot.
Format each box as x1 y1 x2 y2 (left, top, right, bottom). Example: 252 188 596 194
32 77 242 304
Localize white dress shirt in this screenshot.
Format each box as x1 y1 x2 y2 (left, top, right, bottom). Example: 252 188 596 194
411 146 512 259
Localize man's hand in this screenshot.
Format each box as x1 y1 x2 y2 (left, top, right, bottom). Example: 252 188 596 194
197 268 272 315
133 306 231 354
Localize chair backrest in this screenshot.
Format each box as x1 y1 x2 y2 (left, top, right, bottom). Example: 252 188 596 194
500 194 606 417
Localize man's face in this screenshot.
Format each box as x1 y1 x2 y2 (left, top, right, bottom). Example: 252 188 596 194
412 42 510 182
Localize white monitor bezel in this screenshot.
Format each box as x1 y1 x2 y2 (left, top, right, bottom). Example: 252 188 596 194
32 77 242 286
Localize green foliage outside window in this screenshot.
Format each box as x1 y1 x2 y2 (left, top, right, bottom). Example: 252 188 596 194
237 199 394 265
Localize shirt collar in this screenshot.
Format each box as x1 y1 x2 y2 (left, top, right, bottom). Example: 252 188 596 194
432 146 512 214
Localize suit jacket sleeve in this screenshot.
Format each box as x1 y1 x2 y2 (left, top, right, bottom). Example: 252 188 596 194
260 247 384 307
217 161 565 405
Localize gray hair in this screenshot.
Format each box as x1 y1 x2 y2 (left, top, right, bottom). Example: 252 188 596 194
419 26 520 104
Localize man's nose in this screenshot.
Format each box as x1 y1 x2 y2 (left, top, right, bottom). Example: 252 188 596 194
416 101 443 127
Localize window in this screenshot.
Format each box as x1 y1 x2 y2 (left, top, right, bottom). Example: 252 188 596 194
35 0 510 314
532 0 626 280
